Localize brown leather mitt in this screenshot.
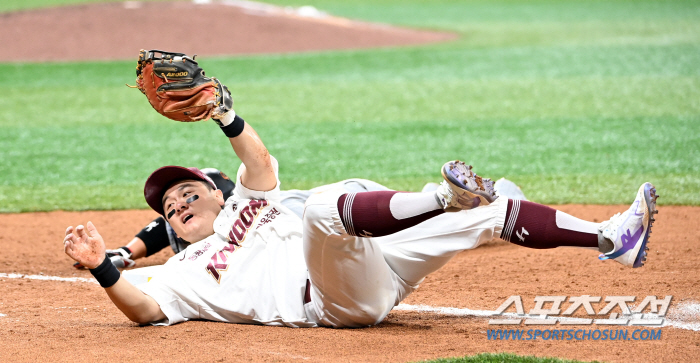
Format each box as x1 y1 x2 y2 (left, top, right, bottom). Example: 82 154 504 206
132 49 232 122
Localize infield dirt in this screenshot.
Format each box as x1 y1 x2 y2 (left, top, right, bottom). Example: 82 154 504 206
1 205 699 362
0 1 454 62
1 1 698 362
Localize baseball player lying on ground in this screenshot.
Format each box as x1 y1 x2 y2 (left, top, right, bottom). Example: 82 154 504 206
63 51 658 328
75 169 397 269
83 170 526 270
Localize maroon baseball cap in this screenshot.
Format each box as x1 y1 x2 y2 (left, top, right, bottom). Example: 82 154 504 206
144 166 217 215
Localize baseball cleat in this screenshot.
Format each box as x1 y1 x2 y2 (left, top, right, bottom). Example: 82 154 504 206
598 182 659 268
436 160 497 211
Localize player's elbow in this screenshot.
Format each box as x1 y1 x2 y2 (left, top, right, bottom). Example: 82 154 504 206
116 300 165 325
125 308 163 325
128 314 151 325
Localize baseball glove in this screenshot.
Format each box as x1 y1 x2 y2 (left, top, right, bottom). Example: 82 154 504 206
131 49 232 122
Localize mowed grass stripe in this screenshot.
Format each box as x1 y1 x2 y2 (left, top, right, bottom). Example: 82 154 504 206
0 113 696 211
0 0 698 211
3 43 699 85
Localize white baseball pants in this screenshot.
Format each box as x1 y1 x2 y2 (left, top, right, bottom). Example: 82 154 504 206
301 190 508 328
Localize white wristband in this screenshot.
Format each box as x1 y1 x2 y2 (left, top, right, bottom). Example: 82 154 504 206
216 110 237 127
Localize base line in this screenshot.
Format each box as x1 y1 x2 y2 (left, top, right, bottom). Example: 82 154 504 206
0 272 97 284
2 272 697 331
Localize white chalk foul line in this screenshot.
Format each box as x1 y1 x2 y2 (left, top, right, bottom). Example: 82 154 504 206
395 303 700 332
2 272 698 332
0 272 97 284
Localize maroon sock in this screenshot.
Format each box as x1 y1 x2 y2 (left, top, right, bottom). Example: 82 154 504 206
500 199 599 249
337 191 444 237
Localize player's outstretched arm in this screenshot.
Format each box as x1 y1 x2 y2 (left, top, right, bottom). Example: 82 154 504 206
64 222 165 324
104 276 165 324
213 102 276 192
225 119 277 192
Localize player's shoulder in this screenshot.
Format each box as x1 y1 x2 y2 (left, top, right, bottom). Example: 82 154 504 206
214 197 301 239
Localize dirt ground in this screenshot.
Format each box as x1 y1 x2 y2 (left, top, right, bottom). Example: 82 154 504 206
1 205 699 363
1 1 698 362
0 0 455 62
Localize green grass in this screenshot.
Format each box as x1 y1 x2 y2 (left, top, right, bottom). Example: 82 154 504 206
0 0 699 211
420 352 598 363
0 0 170 13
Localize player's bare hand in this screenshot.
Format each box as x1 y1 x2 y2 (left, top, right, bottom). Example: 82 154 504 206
64 221 106 269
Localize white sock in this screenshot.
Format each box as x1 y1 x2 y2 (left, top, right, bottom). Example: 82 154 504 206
389 192 442 220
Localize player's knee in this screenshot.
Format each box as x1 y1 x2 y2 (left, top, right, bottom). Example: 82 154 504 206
306 206 347 239
357 307 389 326
302 203 328 227
342 301 394 327
303 191 344 233
304 189 341 210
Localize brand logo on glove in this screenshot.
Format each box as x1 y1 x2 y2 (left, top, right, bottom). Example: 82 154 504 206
163 71 188 77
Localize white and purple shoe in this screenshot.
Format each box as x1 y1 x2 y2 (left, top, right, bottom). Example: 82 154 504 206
598 182 659 268
436 160 498 211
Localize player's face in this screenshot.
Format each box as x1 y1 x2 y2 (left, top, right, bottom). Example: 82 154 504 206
161 180 225 243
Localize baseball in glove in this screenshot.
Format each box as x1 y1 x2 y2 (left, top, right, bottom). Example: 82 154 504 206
129 49 232 122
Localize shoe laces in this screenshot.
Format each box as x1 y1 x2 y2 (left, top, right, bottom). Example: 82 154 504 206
599 212 624 241
435 180 454 208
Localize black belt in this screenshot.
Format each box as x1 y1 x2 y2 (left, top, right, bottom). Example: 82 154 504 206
304 279 312 304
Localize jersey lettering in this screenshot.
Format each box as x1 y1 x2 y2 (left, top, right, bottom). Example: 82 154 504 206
206 251 230 283
206 199 269 283
188 242 212 261
257 208 281 228
240 206 255 228
229 219 247 242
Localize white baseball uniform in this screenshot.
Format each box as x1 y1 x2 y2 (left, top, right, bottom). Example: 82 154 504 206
138 157 508 328
279 178 390 218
